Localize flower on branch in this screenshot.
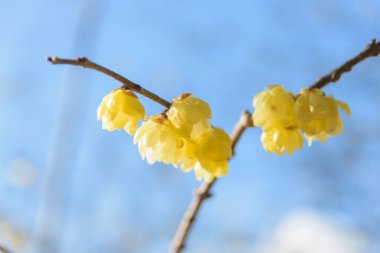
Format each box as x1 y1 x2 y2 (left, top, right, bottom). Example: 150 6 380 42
176 128 232 182
295 88 351 145
252 85 350 155
252 85 303 155
133 115 184 167
261 127 303 155
97 88 146 135
167 94 231 181
252 85 297 131
192 127 232 182
166 93 212 139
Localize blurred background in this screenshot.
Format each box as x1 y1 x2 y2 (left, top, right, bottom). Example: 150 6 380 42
1 0 380 252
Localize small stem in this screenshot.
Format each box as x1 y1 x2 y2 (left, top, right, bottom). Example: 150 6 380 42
231 110 254 155
309 39 380 89
170 111 253 253
171 180 216 253
47 56 171 108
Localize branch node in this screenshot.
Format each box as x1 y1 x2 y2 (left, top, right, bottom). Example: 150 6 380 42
47 56 56 63
78 57 88 63
370 38 377 47
185 213 195 223
331 72 340 81
203 192 213 199
134 84 142 91
195 188 211 199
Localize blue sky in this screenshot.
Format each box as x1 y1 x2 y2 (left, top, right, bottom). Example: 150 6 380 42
1 0 380 252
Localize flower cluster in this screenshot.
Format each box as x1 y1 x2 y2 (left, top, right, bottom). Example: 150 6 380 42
98 89 231 181
134 94 231 182
252 85 350 155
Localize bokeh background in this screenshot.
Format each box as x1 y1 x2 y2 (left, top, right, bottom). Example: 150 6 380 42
1 0 380 252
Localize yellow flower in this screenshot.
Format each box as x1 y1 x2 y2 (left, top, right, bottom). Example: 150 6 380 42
166 93 212 139
97 88 146 135
261 127 303 155
133 115 183 167
193 164 217 183
295 88 351 145
178 140 199 172
133 112 230 182
252 85 297 131
192 128 232 182
173 127 231 182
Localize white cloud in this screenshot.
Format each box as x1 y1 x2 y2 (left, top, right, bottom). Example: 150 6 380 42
256 210 368 253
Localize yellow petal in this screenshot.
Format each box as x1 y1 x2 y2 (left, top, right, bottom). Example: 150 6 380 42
336 100 351 116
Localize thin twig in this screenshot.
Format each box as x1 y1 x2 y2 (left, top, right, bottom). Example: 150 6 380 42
170 111 253 253
231 111 254 155
0 245 11 253
309 39 380 89
47 57 171 108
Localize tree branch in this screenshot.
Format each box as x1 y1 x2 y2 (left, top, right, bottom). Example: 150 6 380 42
170 111 253 253
0 245 11 253
48 38 380 253
47 56 171 108
309 39 380 89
